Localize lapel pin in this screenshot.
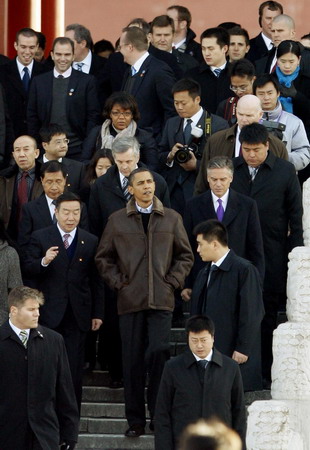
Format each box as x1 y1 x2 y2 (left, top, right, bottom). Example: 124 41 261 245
69 88 75 96
81 240 84 244
140 70 146 77
79 258 83 262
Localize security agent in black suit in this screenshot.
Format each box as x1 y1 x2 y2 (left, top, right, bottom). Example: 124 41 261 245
22 192 104 409
247 0 283 62
148 15 198 76
0 286 79 450
40 123 86 194
120 26 176 142
155 315 246 450
159 78 228 216
18 160 89 251
183 156 265 290
65 23 107 108
0 27 47 138
231 123 303 386
185 27 232 114
27 37 101 161
89 136 170 238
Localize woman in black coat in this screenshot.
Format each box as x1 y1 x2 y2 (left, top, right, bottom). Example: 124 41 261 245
82 91 159 170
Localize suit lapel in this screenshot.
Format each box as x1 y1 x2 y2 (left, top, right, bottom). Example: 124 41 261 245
36 196 54 227
223 190 239 227
9 61 26 98
198 191 217 220
130 56 151 96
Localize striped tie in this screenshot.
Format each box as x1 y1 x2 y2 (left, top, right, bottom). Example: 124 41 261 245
19 330 28 348
122 177 132 202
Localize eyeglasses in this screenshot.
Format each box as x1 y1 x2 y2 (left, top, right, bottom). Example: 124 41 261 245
230 85 249 93
111 111 132 118
54 138 70 145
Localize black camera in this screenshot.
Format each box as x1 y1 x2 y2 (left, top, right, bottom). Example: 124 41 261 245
262 120 286 141
175 143 200 164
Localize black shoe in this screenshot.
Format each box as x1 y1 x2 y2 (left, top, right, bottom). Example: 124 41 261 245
125 424 145 437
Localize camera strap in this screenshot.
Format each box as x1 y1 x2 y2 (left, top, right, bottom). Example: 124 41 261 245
205 111 212 138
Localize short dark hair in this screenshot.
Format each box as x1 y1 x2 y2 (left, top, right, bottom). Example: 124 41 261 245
103 92 140 121
200 27 230 48
193 219 228 246
65 23 92 48
15 27 38 44
150 15 174 33
121 26 148 52
40 160 67 179
128 167 153 186
218 22 241 30
277 39 301 58
36 31 46 50
94 39 115 55
239 122 269 145
229 58 256 78
229 27 250 46
127 18 150 34
55 192 81 209
258 1 283 27
172 78 201 99
8 286 44 310
301 32 310 40
186 315 215 337
253 74 280 94
40 123 67 143
167 5 192 27
52 37 74 53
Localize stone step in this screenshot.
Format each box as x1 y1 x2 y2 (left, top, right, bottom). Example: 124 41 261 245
80 418 153 435
81 402 150 419
76 434 154 449
83 386 124 403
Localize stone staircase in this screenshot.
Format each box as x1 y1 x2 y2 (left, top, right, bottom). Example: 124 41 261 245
77 324 271 450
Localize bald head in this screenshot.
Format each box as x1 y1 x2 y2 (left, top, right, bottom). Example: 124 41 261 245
271 14 296 46
236 95 263 128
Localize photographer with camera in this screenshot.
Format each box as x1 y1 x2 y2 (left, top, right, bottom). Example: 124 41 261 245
159 78 228 216
253 74 310 175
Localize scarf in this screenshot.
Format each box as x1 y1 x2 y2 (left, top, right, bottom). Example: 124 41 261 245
262 100 283 121
276 65 300 113
98 119 137 150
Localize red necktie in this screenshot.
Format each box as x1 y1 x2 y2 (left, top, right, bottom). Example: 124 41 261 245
17 171 29 221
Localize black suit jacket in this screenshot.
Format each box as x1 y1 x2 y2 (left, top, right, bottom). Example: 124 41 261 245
40 156 86 194
158 111 229 210
155 347 246 450
121 54 176 140
18 194 89 249
183 188 265 284
190 250 265 391
27 69 101 144
248 33 270 62
0 58 47 137
185 63 233 114
23 225 104 331
231 152 303 292
88 163 170 237
0 322 79 449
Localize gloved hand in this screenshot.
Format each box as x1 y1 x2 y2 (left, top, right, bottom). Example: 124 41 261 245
280 84 297 98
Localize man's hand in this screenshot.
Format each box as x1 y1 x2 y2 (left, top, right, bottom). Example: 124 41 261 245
167 143 183 163
92 318 103 331
280 84 297 98
181 288 192 302
179 151 197 171
43 246 59 265
232 350 248 364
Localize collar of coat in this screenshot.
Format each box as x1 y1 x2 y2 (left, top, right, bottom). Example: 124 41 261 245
126 195 164 217
0 321 45 342
184 347 223 369
234 149 276 171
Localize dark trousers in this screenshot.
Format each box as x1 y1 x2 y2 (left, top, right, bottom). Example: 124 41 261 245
119 310 172 426
261 291 286 381
55 303 86 410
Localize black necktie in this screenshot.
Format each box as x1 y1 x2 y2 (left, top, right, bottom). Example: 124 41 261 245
22 67 30 92
183 119 192 144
